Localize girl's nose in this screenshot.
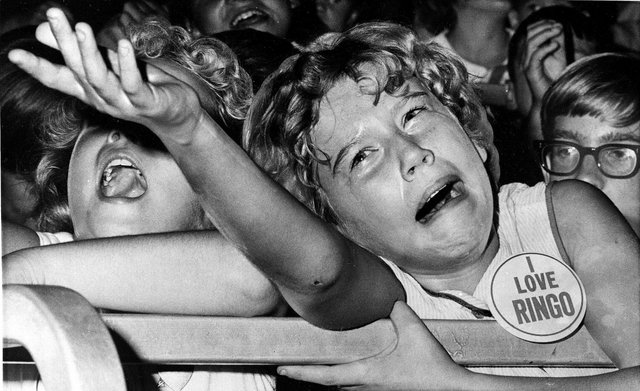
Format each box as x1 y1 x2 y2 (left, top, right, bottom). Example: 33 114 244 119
574 155 605 189
400 138 434 182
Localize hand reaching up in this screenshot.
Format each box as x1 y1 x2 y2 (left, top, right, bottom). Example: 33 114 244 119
8 8 208 146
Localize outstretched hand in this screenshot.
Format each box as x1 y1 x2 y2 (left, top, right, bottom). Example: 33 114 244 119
8 8 205 144
278 301 474 391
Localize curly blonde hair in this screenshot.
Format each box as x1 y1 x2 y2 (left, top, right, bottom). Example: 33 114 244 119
128 18 252 143
244 22 498 225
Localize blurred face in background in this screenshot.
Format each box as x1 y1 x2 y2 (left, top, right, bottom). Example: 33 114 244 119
189 0 296 38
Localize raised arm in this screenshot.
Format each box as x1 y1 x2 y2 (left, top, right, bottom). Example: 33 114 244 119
8 9 404 329
3 229 282 316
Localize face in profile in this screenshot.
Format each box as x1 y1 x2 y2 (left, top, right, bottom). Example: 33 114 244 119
545 115 640 236
312 77 494 274
189 0 295 38
67 124 206 240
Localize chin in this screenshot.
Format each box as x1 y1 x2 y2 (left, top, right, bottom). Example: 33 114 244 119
78 217 163 239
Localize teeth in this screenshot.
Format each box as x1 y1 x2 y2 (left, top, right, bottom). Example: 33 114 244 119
426 184 448 204
102 158 138 187
107 158 134 169
232 9 265 26
415 182 459 222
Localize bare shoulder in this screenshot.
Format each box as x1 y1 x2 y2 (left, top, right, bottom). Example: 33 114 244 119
548 179 639 268
2 220 39 255
550 179 631 232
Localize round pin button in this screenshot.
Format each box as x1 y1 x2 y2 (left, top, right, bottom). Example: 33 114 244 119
487 253 586 343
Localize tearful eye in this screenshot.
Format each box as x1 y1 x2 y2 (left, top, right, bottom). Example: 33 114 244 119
403 106 426 126
351 149 374 169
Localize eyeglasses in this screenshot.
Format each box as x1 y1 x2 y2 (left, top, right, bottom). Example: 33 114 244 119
534 140 640 179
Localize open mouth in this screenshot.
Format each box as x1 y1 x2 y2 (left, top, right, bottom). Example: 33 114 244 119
415 180 463 223
231 8 269 29
101 158 147 199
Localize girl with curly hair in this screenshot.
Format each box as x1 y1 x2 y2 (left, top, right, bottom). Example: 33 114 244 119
9 9 639 389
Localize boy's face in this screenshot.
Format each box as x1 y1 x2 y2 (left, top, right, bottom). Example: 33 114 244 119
546 115 640 235
313 77 494 274
191 0 293 38
68 125 204 240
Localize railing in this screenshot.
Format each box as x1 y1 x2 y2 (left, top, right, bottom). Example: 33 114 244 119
3 284 126 391
3 285 615 391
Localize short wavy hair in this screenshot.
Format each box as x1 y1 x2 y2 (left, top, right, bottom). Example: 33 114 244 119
29 20 252 232
541 52 640 138
244 22 498 225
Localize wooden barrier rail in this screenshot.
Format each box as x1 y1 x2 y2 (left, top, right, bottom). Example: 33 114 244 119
3 284 126 391
3 285 616 391
102 313 614 367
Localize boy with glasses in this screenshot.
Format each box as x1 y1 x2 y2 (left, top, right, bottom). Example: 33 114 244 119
537 53 640 236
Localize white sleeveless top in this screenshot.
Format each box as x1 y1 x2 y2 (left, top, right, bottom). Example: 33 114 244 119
382 182 614 376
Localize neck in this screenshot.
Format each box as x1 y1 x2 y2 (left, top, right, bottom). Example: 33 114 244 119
414 228 499 294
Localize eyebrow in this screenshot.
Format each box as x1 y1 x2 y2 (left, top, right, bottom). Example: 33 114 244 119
553 128 640 144
392 91 430 117
599 130 640 144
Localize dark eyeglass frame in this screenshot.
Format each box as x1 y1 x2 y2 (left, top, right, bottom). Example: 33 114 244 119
534 140 640 179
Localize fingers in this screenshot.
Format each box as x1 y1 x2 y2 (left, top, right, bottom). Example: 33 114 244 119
278 363 365 387
76 23 111 91
7 48 87 101
106 48 121 76
35 22 58 50
123 1 148 23
44 8 86 78
142 0 170 17
123 0 168 22
523 22 563 68
118 39 147 99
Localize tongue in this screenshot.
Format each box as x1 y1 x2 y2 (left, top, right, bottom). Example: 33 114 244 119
102 166 147 198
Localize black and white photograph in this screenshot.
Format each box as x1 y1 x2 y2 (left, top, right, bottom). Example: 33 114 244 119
2 1 639 390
